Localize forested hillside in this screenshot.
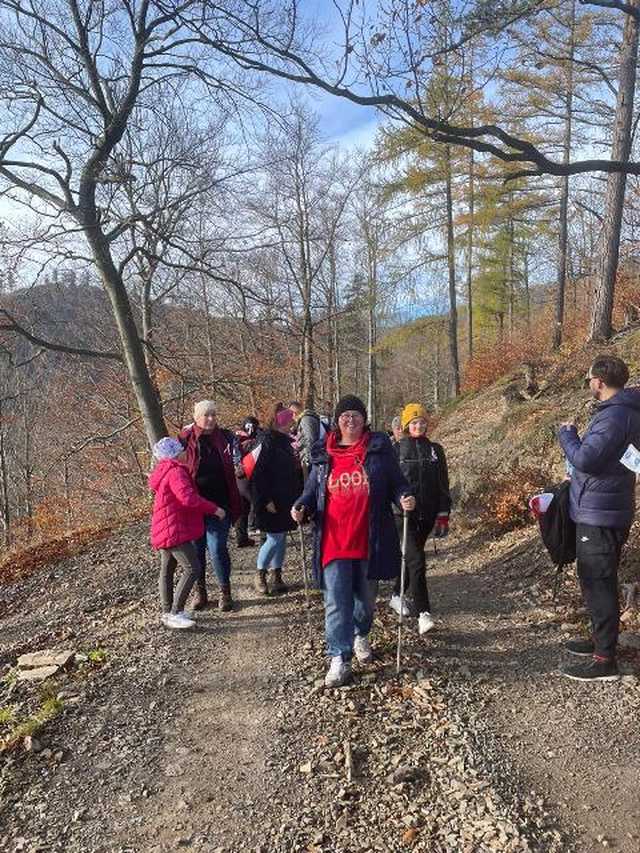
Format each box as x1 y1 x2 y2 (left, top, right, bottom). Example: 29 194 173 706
0 0 640 562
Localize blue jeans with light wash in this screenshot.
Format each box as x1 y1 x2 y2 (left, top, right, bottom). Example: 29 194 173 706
196 514 232 587
322 559 378 661
257 531 287 570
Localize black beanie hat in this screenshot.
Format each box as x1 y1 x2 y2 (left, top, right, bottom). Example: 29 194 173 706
334 394 367 423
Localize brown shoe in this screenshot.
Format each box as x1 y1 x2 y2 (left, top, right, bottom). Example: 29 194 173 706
218 585 233 612
192 578 209 611
254 570 269 596
270 568 288 595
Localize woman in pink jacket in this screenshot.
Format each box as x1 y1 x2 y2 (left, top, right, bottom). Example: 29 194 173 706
149 437 225 629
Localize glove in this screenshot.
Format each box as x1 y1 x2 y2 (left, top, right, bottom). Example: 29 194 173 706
433 514 449 538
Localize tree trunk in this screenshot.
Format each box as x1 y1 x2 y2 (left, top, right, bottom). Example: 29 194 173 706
367 254 378 427
444 145 461 396
433 330 441 412
85 230 167 446
301 308 316 410
553 0 576 350
523 250 531 329
589 1 639 341
508 213 516 337
200 275 216 388
466 146 475 360
0 399 10 545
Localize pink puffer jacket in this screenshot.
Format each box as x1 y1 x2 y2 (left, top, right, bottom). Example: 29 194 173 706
149 459 219 550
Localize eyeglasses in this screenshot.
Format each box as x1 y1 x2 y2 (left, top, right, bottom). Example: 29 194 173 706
339 411 364 422
583 374 595 389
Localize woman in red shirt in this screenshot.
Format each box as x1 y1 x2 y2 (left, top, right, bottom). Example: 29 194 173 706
292 395 415 688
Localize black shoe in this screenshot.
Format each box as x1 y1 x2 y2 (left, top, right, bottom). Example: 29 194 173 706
237 538 255 548
565 638 595 657
561 658 619 682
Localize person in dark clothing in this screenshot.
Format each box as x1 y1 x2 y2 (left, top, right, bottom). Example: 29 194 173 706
559 355 640 682
290 400 330 476
234 417 260 548
250 406 303 596
180 400 242 612
291 394 415 688
391 403 451 635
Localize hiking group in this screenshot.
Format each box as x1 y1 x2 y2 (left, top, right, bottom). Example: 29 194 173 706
149 394 450 687
149 353 639 687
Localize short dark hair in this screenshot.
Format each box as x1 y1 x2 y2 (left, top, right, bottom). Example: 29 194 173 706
590 355 629 389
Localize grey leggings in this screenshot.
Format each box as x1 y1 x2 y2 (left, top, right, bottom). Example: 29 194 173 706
159 542 202 614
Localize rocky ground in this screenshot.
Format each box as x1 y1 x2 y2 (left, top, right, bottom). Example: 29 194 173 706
1 519 638 852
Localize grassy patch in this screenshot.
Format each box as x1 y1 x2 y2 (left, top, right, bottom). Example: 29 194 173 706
87 647 108 666
0 695 64 752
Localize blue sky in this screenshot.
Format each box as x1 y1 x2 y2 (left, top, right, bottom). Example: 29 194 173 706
315 91 380 150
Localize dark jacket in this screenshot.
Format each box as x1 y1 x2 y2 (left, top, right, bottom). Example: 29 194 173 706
251 430 303 534
559 388 640 529
296 430 411 587
394 436 451 529
179 424 242 523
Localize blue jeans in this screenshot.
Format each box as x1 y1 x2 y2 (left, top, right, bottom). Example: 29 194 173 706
197 515 232 587
257 531 287 570
322 559 378 660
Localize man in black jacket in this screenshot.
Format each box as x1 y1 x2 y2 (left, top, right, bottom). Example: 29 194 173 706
559 355 640 682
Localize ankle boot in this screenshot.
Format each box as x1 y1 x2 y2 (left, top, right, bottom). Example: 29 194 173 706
192 578 209 611
254 570 269 596
218 584 233 612
270 568 288 595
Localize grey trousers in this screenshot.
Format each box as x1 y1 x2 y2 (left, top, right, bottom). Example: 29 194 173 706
159 542 202 614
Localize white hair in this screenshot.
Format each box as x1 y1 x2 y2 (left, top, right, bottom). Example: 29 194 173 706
194 399 217 419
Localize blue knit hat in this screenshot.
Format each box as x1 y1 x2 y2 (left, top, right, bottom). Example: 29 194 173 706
152 437 184 460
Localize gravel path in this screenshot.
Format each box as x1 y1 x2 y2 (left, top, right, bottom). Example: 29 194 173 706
1 520 638 852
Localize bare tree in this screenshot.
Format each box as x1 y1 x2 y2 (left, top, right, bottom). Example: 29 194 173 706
0 0 242 445
179 0 640 178
589 0 640 339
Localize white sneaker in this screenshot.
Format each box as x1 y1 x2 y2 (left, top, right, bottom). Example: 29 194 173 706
418 611 435 634
390 595 411 617
324 656 352 688
353 635 373 664
164 612 195 630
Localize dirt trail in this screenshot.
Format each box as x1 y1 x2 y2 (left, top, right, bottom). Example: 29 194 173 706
1 521 638 852
425 527 640 853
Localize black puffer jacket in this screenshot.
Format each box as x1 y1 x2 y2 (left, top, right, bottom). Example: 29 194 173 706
394 436 451 528
251 430 303 533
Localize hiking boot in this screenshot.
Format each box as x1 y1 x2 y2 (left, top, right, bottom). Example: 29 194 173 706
237 538 255 548
565 638 595 657
561 657 620 682
353 635 373 664
324 656 352 688
192 579 209 611
254 570 269 596
270 568 288 595
164 612 195 630
389 595 411 617
218 585 233 612
418 611 435 635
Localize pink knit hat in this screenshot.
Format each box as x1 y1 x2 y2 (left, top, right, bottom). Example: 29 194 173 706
275 408 295 429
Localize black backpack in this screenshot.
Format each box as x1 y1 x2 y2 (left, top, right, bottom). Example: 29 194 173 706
537 481 576 597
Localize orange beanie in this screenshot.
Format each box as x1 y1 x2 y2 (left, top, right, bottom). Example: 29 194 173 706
401 403 429 430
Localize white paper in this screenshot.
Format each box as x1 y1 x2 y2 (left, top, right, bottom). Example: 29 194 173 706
620 443 640 473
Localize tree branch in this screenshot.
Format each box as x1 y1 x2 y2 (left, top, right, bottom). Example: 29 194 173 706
0 310 123 361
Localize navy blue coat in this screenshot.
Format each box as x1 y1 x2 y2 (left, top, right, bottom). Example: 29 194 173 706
559 388 640 529
296 430 411 587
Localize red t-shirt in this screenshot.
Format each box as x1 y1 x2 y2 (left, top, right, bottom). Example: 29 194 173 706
321 431 371 567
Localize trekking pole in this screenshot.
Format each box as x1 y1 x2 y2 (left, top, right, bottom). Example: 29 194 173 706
396 509 409 676
297 519 313 641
